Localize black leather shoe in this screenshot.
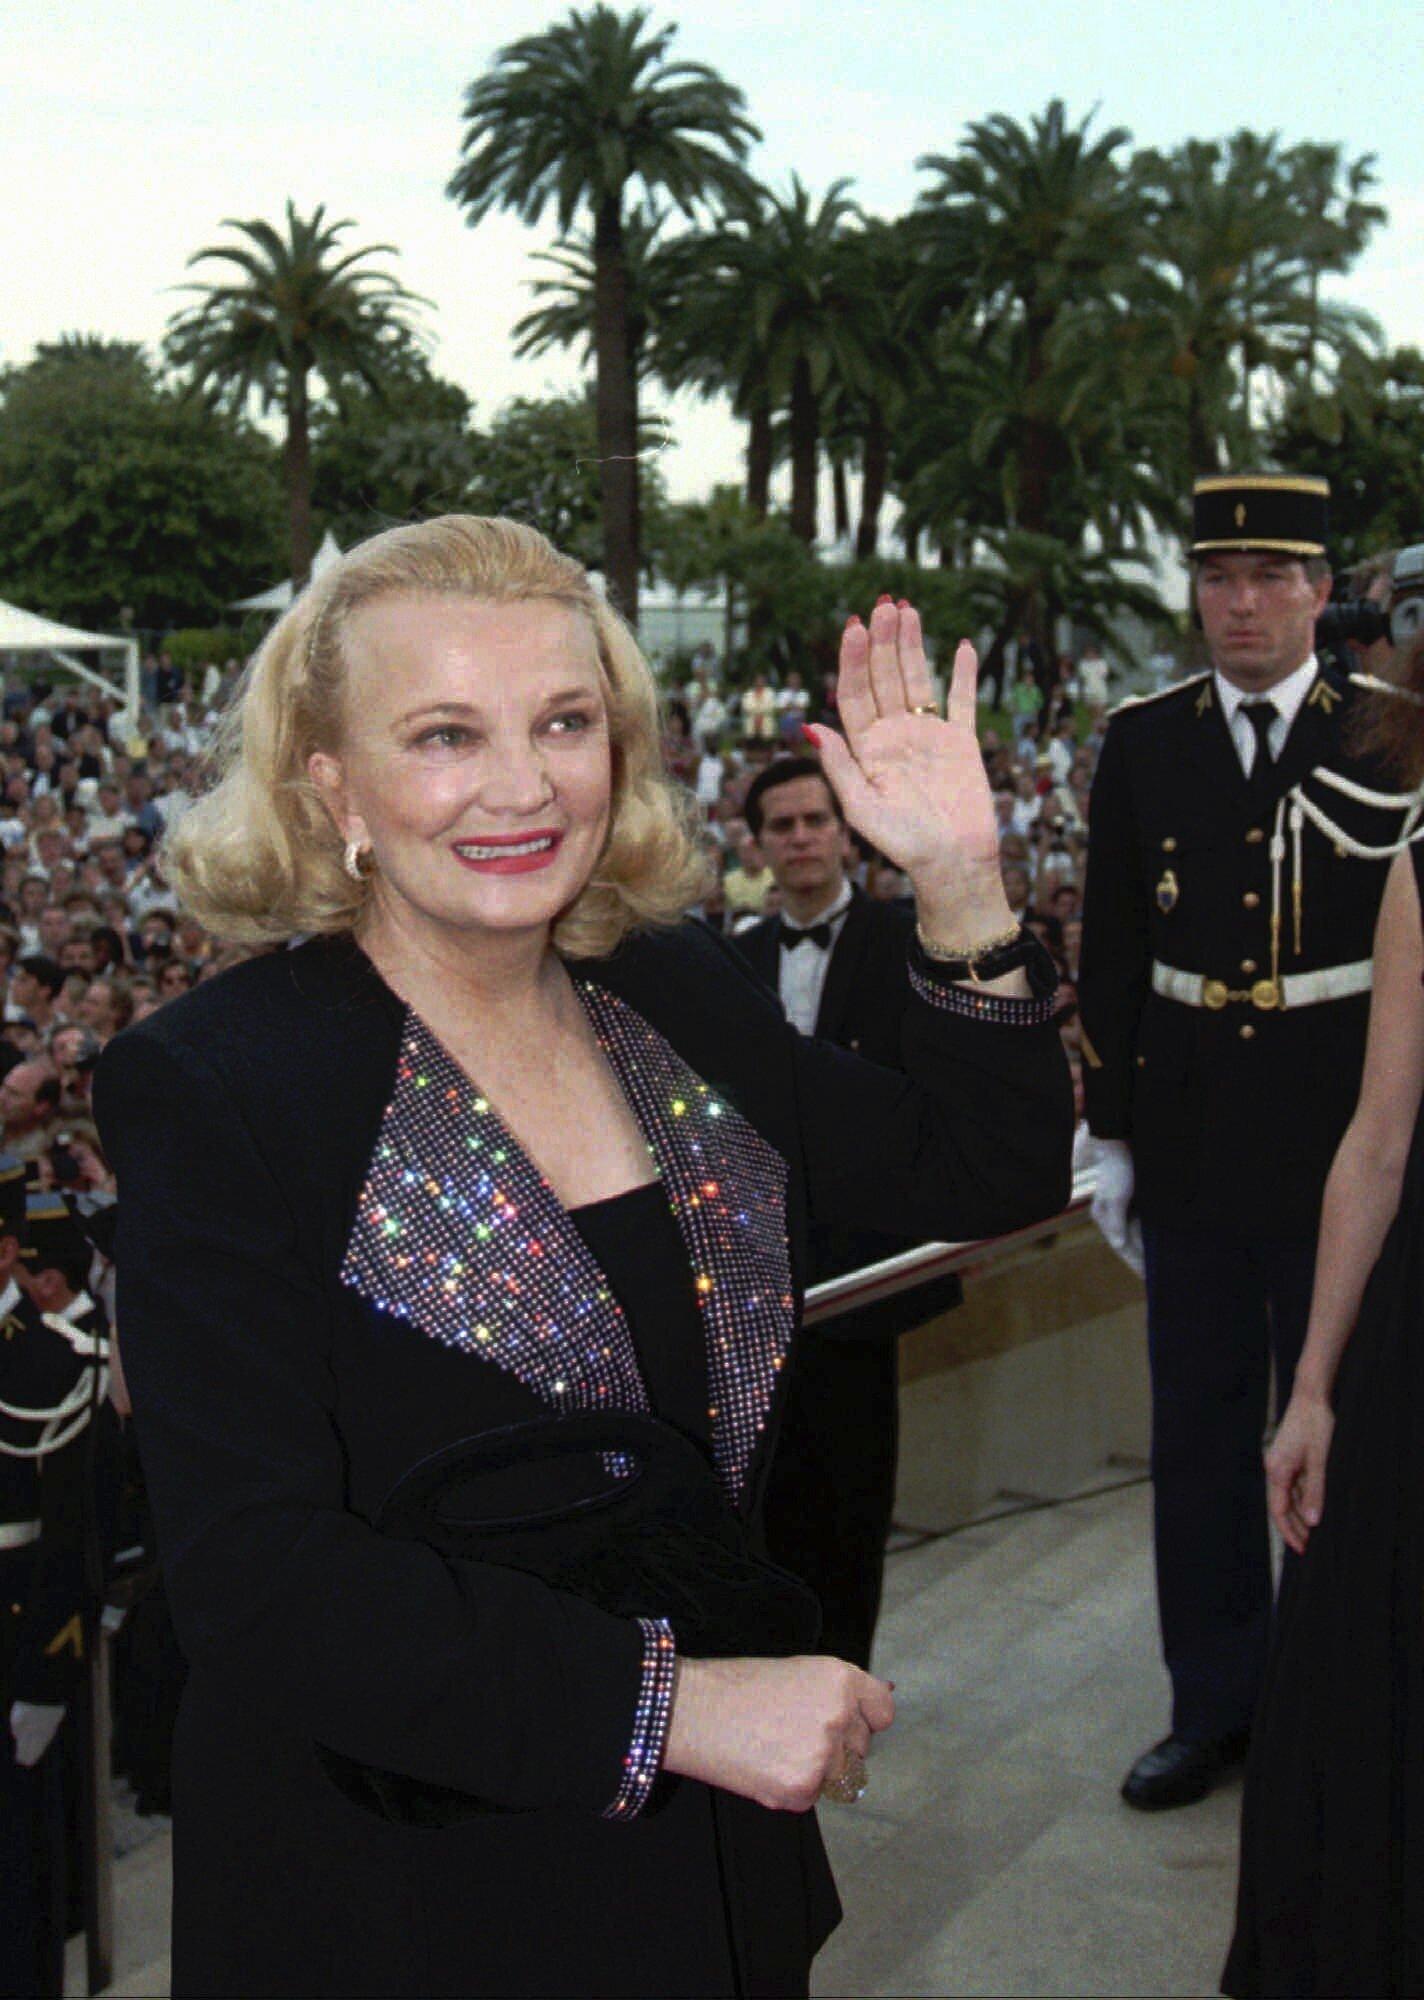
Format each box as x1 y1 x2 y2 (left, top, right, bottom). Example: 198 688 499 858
1120 1731 1249 1812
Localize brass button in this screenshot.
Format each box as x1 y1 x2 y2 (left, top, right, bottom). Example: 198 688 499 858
1241 959 1257 975
1161 837 1178 853
1245 827 1265 844
1239 1024 1256 1040
1335 843 1347 859
1136 1055 1147 1068
1242 891 1260 910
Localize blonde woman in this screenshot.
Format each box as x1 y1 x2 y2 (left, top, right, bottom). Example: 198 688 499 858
95 516 1071 1998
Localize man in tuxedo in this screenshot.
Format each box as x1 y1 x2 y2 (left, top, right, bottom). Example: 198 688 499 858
731 755 962 1668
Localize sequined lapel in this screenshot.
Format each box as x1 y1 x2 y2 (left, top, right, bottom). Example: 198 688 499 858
576 981 793 1503
340 984 793 1505
341 1015 650 1425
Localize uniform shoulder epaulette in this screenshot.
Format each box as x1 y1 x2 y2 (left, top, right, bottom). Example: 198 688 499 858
1348 670 1424 708
1107 672 1212 721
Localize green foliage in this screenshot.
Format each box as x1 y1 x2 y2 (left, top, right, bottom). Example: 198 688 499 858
311 343 479 545
465 389 668 575
1272 345 1424 566
162 627 244 669
447 5 759 234
0 338 283 629
165 201 427 421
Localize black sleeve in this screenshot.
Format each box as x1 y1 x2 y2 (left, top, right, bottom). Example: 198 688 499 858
1078 717 1151 1140
94 1031 650 1817
695 922 1074 1244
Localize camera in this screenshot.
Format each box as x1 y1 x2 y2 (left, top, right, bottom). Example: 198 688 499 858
1315 599 1391 650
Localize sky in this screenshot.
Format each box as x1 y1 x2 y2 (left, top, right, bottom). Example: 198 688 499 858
5 0 1422 503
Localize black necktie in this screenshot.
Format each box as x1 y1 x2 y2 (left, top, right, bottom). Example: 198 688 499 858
780 920 833 950
1241 699 1279 778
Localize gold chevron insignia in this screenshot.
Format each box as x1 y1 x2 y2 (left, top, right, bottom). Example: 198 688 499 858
44 1614 83 1660
1308 680 1341 712
1195 681 1214 716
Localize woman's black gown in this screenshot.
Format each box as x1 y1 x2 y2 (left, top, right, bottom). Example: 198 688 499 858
1223 845 1424 1996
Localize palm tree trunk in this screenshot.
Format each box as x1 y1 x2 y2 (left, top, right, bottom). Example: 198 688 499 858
593 197 639 624
855 400 888 559
1187 381 1218 475
746 395 772 517
789 355 818 545
285 365 314 589
1017 313 1055 535
831 459 850 543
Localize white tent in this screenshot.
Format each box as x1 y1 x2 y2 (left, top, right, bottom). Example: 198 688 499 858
229 529 343 613
0 599 140 725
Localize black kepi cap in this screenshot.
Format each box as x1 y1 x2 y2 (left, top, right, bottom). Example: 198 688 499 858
23 1190 91 1278
1191 473 1329 558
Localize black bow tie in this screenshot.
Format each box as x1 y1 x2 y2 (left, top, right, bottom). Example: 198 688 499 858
780 920 834 950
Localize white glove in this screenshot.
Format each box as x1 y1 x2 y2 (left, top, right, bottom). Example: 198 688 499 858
1089 1138 1144 1276
10 1701 66 1768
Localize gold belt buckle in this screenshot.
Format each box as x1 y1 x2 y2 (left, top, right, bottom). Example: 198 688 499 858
1251 979 1281 1011
1201 979 1229 1010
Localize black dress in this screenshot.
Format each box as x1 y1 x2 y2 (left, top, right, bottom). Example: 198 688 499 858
1223 846 1424 1997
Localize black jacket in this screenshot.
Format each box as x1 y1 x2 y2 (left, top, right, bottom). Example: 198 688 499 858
731 888 965 1338
1080 661 1399 1234
94 921 1071 1998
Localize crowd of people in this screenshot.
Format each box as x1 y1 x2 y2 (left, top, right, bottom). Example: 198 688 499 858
0 673 253 1199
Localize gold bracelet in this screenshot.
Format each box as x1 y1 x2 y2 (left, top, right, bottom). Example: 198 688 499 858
916 919 1023 966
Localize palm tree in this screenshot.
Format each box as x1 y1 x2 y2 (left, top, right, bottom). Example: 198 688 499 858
916 101 1141 545
659 179 871 544
448 5 758 623
512 204 675 386
1131 134 1381 476
165 201 424 586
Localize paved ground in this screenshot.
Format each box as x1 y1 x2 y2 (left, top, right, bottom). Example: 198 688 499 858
71 1479 1243 1999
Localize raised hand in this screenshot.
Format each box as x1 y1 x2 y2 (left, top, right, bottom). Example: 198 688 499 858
807 598 1010 941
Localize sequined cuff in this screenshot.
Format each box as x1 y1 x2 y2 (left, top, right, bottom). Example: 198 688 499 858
909 960 1061 1027
602 1617 677 1821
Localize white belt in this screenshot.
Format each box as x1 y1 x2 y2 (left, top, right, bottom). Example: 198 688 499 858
0 1519 40 1551
1151 958 1373 1012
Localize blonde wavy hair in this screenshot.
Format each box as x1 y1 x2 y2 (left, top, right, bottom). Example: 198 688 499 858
167 516 707 957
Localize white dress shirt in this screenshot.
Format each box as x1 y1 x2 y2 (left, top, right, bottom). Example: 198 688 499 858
1214 655 1320 776
778 881 853 1036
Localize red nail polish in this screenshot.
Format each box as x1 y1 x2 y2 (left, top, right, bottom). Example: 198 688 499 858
876 593 893 607
897 599 911 610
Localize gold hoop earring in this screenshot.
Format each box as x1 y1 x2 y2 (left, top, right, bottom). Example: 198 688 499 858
343 839 371 882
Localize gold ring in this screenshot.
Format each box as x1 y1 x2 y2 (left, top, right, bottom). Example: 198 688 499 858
909 703 939 717
819 1750 869 1806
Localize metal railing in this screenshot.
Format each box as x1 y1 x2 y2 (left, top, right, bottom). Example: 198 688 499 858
803 1166 1098 1325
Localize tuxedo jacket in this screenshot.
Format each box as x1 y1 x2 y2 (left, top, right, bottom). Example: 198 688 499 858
93 921 1070 1997
732 887 967 1338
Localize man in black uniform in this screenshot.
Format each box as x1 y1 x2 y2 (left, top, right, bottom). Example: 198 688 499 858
1080 473 1414 1809
731 754 962 1667
0 1171 111 1996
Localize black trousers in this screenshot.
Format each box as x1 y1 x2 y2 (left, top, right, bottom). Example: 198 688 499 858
0 1718 68 1999
761 1336 899 1671
1141 1220 1315 1744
